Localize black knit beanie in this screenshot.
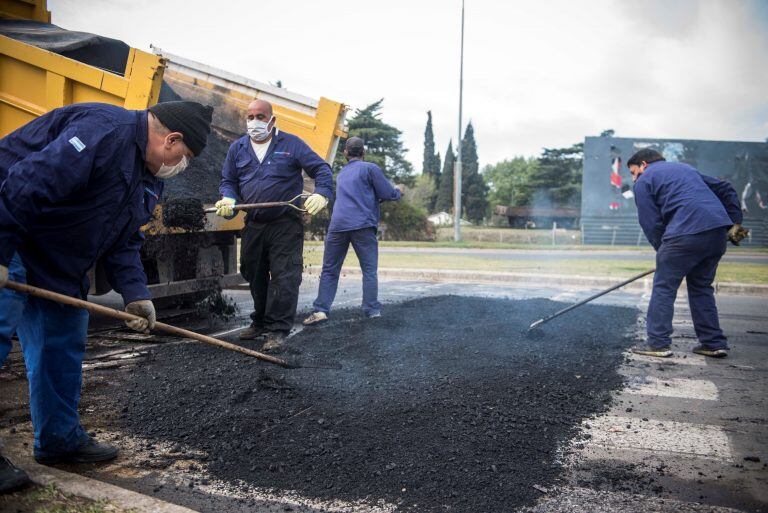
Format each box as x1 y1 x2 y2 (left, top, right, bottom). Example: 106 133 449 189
149 101 213 156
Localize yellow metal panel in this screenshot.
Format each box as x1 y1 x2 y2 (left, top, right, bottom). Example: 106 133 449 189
101 71 128 98
70 82 123 105
0 52 46 107
0 34 164 138
0 35 105 88
0 0 51 22
0 103 35 136
123 48 164 109
314 97 347 160
44 71 70 109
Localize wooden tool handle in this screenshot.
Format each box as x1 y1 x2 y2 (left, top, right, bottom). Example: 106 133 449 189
4 280 293 368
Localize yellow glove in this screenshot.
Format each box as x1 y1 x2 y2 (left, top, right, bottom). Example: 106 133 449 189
0 264 7 289
125 300 156 333
215 197 236 217
304 194 328 215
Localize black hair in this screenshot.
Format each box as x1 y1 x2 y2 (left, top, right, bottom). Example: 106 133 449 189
627 149 665 167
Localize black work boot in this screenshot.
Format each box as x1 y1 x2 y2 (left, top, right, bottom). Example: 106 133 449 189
239 325 266 340
260 331 287 351
34 438 118 465
0 455 31 494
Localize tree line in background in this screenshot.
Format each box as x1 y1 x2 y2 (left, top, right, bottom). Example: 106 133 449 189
314 99 601 238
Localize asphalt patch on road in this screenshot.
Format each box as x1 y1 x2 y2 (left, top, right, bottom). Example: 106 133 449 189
109 296 636 512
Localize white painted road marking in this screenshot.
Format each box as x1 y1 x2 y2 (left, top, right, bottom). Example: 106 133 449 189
624 376 719 401
584 415 732 461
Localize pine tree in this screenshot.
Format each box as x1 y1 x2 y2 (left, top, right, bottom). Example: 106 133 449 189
435 141 456 213
333 99 414 184
460 122 488 223
516 142 583 208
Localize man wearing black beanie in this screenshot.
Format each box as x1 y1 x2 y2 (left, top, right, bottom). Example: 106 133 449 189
0 99 212 486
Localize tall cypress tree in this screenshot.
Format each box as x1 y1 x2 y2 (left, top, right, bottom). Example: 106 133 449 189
422 111 438 176
435 141 456 213
461 122 488 223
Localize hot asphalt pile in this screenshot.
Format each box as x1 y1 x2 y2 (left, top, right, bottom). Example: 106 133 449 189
109 296 637 512
162 130 232 203
159 81 231 204
162 198 206 231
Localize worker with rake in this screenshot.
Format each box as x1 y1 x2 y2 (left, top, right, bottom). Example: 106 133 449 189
628 148 746 359
0 100 212 491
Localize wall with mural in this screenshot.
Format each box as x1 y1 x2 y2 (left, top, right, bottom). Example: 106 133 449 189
581 136 768 246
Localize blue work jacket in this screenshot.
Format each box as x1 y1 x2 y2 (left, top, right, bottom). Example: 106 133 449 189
634 161 742 250
328 159 401 233
219 130 334 223
0 103 162 302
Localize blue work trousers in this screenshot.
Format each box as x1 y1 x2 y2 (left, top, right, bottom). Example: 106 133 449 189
312 227 381 316
647 227 728 350
0 253 89 457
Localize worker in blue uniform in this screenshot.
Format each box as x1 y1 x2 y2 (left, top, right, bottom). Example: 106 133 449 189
0 100 213 491
628 149 745 359
303 137 402 326
215 99 333 350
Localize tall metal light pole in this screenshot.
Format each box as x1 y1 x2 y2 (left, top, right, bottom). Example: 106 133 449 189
454 0 465 242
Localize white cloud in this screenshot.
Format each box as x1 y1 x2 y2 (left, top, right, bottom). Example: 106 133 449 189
50 0 768 171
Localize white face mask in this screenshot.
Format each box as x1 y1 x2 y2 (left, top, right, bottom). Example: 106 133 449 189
247 116 274 142
156 154 188 179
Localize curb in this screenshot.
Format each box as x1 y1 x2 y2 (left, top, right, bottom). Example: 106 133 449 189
3 436 198 513
297 267 768 296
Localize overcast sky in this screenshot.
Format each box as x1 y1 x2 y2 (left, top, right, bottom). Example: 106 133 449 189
50 0 768 171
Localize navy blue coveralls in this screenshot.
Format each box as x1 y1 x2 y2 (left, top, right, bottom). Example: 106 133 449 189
0 103 161 458
312 158 401 316
219 130 333 333
634 161 742 350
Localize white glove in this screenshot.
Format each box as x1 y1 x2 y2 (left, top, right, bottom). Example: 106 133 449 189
125 300 156 333
215 197 236 217
0 264 7 289
304 194 328 215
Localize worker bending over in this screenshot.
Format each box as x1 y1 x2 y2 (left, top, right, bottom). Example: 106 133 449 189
628 149 744 359
215 100 333 350
304 137 402 325
0 100 212 492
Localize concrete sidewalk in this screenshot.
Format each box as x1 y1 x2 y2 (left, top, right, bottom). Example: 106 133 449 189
2 431 198 513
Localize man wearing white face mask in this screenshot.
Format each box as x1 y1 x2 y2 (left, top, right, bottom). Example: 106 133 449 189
0 100 212 481
216 99 334 350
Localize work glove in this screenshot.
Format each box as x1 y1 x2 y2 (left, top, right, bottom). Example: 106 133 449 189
214 197 236 217
0 264 7 289
727 224 749 246
304 194 328 215
125 300 156 333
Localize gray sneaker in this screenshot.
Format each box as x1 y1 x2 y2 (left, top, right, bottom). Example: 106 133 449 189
692 345 728 358
631 344 673 358
303 312 328 326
